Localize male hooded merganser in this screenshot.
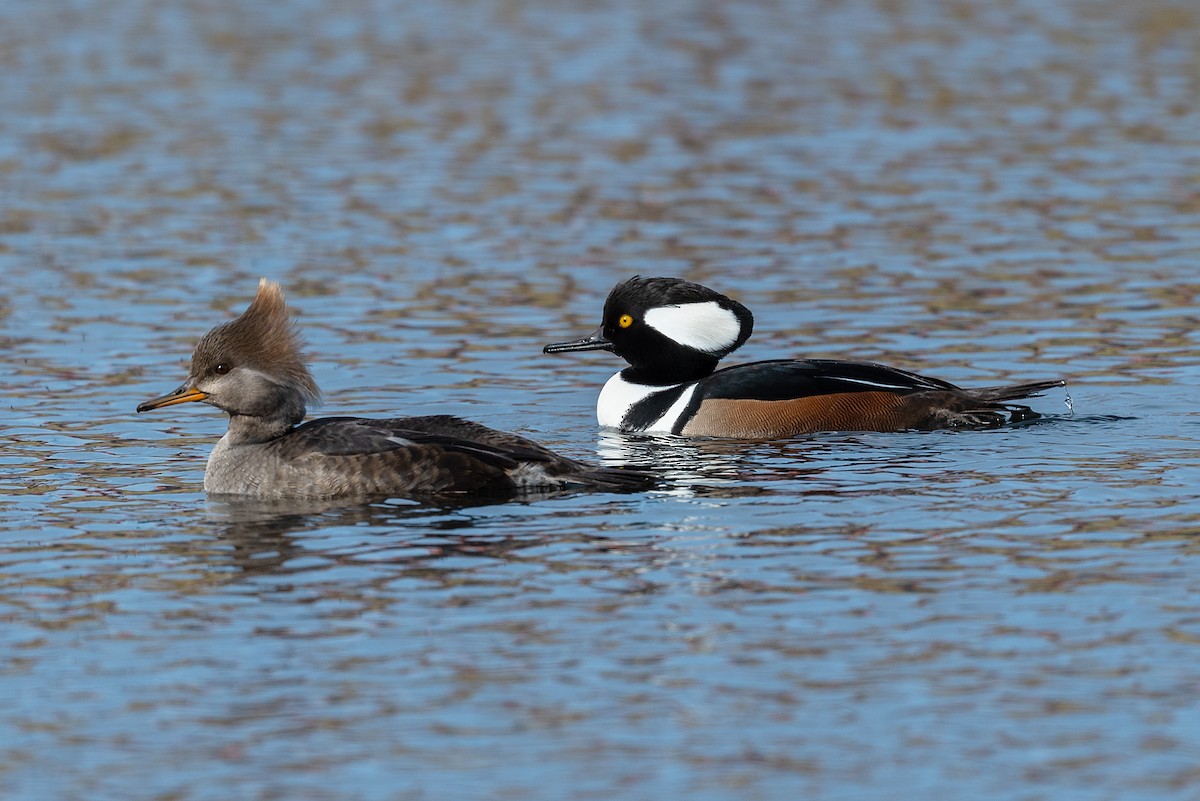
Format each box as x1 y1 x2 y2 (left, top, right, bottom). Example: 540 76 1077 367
138 279 653 499
544 276 1065 438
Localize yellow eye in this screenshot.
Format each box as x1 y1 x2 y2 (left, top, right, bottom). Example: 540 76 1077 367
618 314 634 328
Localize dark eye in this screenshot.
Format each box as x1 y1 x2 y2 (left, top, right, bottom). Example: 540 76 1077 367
213 363 231 375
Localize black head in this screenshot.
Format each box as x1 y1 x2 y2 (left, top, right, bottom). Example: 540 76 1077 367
544 276 753 384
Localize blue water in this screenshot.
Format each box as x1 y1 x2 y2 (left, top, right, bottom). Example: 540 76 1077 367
3 0 1200 799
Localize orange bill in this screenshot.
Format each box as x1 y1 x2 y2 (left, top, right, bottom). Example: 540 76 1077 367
137 384 208 413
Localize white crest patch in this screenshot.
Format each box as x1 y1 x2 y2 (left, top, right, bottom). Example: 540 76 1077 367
644 301 741 353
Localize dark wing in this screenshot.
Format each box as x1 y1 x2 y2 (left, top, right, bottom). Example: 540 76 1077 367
377 415 657 490
286 416 533 469
374 415 562 462
282 416 655 495
699 359 961 401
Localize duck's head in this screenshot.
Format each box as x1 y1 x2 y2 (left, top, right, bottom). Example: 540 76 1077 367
544 276 754 384
138 279 320 431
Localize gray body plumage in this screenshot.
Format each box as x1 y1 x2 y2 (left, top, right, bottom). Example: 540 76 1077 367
202 414 647 498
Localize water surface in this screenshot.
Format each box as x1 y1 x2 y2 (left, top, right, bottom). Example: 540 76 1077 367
2 1 1200 799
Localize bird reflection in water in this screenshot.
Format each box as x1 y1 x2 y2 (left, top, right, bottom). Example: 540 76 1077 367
206 491 636 577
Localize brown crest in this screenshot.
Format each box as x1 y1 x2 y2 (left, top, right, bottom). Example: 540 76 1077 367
191 278 320 403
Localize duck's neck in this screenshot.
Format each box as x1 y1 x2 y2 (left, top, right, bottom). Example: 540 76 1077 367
225 408 303 445
622 357 719 387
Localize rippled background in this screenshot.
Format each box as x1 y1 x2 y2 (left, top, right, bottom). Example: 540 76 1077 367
2 0 1199 798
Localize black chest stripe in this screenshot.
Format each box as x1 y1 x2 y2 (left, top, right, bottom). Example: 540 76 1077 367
670 390 707 435
622 384 692 431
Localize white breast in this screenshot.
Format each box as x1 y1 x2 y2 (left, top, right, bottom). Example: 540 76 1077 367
596 372 697 434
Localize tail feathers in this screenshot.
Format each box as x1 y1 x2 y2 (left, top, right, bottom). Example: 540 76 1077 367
508 460 657 493
967 379 1065 403
569 464 658 491
933 379 1066 429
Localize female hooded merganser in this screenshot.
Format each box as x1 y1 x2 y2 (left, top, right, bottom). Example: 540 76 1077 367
138 279 653 499
544 276 1065 438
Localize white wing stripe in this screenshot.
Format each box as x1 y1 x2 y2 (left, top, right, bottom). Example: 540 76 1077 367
823 376 918 390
